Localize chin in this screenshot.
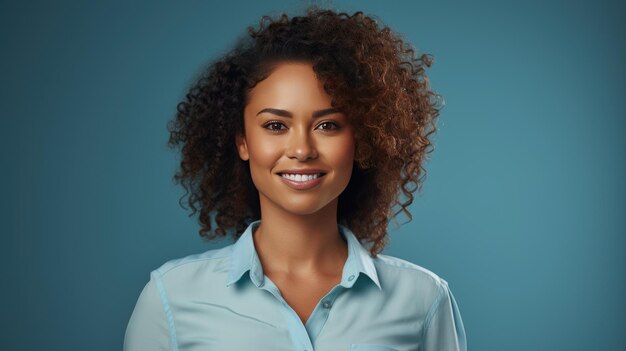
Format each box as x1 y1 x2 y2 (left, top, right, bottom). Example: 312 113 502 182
280 201 329 216
259 188 341 216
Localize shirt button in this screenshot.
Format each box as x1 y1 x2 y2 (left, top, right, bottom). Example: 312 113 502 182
348 274 355 281
322 300 332 309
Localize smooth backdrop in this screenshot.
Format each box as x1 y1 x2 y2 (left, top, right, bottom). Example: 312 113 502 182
2 0 624 350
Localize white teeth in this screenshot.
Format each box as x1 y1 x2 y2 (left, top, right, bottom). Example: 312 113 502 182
281 173 321 182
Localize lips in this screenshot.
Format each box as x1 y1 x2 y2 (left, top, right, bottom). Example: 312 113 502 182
276 168 328 175
277 172 325 177
277 172 326 190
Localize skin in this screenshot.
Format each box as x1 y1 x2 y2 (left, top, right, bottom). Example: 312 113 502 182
235 62 355 323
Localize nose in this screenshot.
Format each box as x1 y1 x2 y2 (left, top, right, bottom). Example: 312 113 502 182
285 125 318 161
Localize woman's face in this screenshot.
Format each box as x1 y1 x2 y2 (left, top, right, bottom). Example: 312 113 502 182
236 61 355 216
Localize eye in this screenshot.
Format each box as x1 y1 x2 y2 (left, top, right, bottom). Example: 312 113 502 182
262 121 287 132
316 121 340 131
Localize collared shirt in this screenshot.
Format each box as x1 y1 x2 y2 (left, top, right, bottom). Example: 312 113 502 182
124 220 467 351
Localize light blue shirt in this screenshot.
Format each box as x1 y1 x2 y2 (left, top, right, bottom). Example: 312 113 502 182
124 220 467 351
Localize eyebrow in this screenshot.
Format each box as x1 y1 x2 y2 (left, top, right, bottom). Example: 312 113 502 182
256 107 341 118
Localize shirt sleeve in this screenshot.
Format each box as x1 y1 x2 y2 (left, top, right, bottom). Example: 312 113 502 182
123 271 172 351
422 279 467 351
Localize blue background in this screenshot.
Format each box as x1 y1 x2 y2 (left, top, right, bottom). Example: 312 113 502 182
3 0 624 350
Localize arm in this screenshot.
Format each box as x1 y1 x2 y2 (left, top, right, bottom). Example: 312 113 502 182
123 271 173 351
422 279 467 351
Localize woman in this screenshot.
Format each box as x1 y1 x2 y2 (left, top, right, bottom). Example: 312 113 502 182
124 5 466 351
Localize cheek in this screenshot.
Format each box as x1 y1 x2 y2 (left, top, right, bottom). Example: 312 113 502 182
340 130 356 160
325 134 355 170
247 136 282 166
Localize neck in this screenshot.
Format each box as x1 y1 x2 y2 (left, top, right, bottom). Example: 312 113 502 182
252 195 348 278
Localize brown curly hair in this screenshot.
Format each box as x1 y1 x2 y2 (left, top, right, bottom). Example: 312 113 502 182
166 5 442 257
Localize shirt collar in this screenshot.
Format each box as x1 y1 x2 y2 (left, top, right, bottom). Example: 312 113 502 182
225 219 382 291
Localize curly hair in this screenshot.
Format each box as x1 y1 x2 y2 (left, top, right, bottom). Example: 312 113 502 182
166 5 442 257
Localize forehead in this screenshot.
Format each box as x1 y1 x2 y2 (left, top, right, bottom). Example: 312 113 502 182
245 62 332 108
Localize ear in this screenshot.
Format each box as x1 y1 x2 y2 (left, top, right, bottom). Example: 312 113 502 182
235 132 250 161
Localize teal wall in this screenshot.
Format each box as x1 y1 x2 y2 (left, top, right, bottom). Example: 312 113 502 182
3 0 624 350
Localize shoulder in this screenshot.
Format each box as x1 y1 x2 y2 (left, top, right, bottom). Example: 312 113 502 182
373 253 451 301
375 253 447 283
151 244 234 280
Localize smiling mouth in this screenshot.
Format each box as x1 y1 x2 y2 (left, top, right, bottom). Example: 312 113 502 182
277 172 327 190
277 173 326 182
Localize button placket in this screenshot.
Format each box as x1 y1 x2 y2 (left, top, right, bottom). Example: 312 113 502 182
262 275 315 351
